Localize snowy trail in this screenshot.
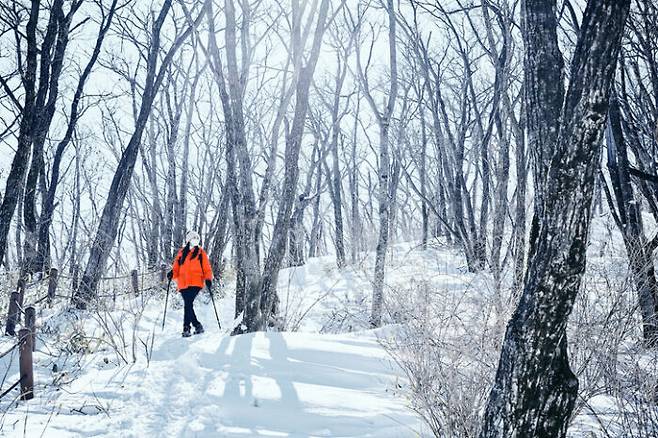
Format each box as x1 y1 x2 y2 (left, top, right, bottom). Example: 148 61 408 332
0 301 422 437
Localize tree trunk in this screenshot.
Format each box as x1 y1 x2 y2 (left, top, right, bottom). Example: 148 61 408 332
145 119 162 268
481 1 630 436
512 99 527 294
358 0 399 328
288 142 320 268
36 0 117 273
350 87 362 263
210 186 231 276
259 0 332 327
221 0 261 333
162 88 181 260
174 61 206 250
419 107 429 250
23 1 66 276
524 0 565 259
329 58 348 268
75 0 194 306
330 122 346 269
606 94 658 343
308 164 324 259
0 0 40 268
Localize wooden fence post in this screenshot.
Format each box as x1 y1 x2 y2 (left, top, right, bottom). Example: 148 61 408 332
5 291 20 336
19 328 34 400
48 267 59 304
131 270 139 296
25 306 36 352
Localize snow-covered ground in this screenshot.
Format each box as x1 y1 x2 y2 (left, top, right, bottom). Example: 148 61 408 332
0 215 656 437
0 247 441 437
0 308 420 437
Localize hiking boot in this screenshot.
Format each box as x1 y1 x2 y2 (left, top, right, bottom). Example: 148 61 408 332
194 323 204 335
182 328 191 338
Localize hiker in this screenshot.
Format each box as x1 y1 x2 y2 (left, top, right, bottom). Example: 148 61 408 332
167 231 213 337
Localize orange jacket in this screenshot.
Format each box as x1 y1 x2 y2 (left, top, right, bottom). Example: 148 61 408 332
172 246 213 291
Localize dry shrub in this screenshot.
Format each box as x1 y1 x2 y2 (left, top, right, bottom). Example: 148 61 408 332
379 247 658 437
380 279 502 438
569 255 658 437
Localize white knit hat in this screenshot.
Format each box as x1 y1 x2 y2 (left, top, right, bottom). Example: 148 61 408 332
186 230 200 247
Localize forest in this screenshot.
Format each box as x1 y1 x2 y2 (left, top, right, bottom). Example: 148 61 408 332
0 0 657 436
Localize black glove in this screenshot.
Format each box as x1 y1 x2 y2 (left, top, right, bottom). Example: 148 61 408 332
205 279 212 290
167 270 173 281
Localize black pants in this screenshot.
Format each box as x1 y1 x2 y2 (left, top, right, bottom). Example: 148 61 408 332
181 287 202 330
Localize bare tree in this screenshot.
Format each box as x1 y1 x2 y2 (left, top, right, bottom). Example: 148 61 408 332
603 93 658 344
0 0 52 267
35 0 120 278
75 1 203 306
481 1 631 436
259 0 336 327
354 0 398 328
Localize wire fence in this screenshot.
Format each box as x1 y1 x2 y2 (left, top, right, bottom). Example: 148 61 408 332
0 265 169 403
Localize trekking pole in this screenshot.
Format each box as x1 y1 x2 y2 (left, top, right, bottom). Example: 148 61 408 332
208 284 222 330
162 279 171 331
